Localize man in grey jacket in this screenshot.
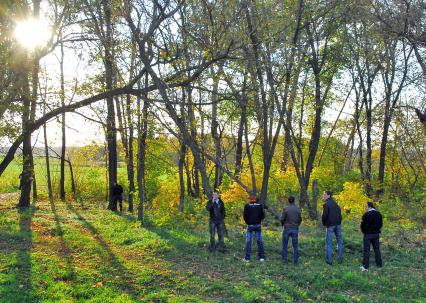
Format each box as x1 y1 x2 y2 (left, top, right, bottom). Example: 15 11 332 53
281 196 302 265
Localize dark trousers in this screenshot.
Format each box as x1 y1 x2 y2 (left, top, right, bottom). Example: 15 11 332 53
209 220 226 251
282 227 299 264
363 233 382 269
113 195 123 212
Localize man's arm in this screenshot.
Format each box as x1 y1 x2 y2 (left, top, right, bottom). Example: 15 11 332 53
297 209 302 225
360 213 366 233
243 204 249 223
280 208 287 226
378 212 383 230
206 200 213 211
322 204 329 226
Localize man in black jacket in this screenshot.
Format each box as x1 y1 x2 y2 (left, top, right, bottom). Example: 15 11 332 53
206 190 226 252
322 191 343 265
112 182 124 212
243 196 265 262
360 202 383 271
281 196 302 265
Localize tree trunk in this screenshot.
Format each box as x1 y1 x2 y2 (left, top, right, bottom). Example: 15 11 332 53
126 94 135 212
43 107 53 201
103 0 118 210
178 141 186 212
18 76 32 208
137 77 149 223
211 66 223 189
60 39 66 201
235 103 246 176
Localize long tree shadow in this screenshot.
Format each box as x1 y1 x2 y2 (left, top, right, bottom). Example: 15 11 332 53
0 202 36 302
49 199 76 282
63 200 143 300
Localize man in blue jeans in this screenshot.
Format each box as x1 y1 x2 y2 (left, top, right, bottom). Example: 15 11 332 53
322 191 343 265
243 196 265 262
281 196 302 265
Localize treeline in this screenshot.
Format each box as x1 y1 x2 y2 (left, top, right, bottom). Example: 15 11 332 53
0 0 425 223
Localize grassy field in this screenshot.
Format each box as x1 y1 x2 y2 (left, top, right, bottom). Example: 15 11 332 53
0 195 425 303
0 158 128 200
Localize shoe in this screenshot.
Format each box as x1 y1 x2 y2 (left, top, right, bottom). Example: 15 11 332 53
326 261 332 265
243 258 250 263
259 258 265 262
360 266 369 272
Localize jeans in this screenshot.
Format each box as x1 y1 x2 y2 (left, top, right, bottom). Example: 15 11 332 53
363 233 382 269
282 227 299 264
245 224 265 260
326 225 343 264
209 220 226 251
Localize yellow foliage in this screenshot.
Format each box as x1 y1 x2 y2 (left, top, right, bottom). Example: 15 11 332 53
335 182 369 218
221 168 262 202
152 174 180 210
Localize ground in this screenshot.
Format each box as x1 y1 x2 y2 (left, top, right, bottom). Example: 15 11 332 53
0 196 425 303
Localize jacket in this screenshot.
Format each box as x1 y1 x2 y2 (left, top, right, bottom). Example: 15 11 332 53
243 203 265 225
113 184 123 196
206 199 226 223
322 198 342 227
361 209 383 234
281 204 302 229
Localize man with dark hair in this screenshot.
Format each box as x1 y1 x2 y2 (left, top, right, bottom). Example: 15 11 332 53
112 182 124 212
206 190 226 252
280 196 302 265
360 202 383 271
243 195 266 262
322 191 343 265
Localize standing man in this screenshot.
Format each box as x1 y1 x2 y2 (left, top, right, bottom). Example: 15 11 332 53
112 182 124 212
206 190 226 252
360 202 383 271
243 195 265 262
281 196 302 265
322 191 343 265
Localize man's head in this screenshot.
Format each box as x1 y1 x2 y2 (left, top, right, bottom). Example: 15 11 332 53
323 191 332 201
212 190 220 200
288 196 295 204
248 195 258 203
113 181 117 186
367 201 375 210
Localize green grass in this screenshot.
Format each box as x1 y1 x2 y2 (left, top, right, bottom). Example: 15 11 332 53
0 157 128 200
0 196 425 303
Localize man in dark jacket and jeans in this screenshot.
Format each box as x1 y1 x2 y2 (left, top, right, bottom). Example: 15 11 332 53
360 202 383 271
322 191 343 265
281 196 302 265
206 190 226 252
243 196 265 262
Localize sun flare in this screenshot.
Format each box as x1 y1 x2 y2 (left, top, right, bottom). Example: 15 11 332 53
14 18 51 49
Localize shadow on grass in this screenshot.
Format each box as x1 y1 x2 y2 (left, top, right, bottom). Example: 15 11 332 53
63 200 142 300
49 199 76 283
0 202 36 302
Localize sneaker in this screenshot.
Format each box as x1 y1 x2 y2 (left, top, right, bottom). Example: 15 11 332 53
243 258 250 263
360 266 369 272
259 258 265 262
